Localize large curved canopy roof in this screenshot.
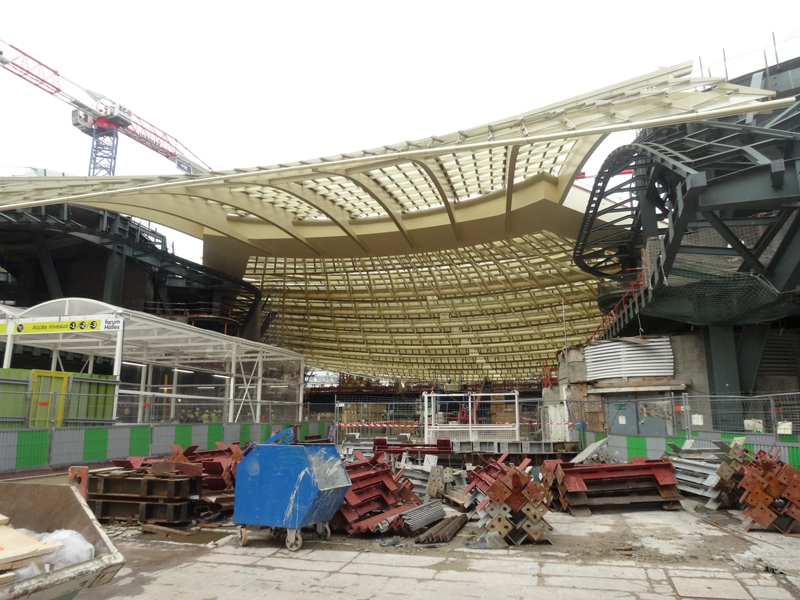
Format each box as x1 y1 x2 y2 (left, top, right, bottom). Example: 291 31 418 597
0 61 791 381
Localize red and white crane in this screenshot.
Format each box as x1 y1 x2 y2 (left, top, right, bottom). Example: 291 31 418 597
0 38 210 175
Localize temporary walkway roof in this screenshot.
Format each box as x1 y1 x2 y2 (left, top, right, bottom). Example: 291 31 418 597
0 62 793 381
0 298 301 368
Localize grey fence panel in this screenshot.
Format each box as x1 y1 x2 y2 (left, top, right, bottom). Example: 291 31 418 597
192 424 208 450
107 426 131 460
607 435 628 463
645 436 666 459
246 425 259 444
223 424 239 445
151 425 176 455
745 433 779 445
50 428 85 467
585 431 596 446
0 430 18 472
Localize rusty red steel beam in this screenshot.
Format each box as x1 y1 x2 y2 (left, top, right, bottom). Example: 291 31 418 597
373 437 452 456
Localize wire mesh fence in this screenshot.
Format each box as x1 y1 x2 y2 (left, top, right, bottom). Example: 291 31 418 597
604 392 800 439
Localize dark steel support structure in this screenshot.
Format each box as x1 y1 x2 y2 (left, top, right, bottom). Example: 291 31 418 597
573 56 800 396
33 231 63 299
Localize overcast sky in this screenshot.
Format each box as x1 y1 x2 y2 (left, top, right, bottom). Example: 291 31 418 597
1 3 798 256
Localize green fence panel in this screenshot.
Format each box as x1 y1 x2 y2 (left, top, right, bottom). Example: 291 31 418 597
16 430 49 469
779 434 799 443
129 426 150 456
299 422 309 441
208 424 223 448
787 447 800 469
0 368 30 430
239 424 251 444
83 428 109 462
261 424 272 442
626 436 647 459
317 421 326 436
674 430 686 437
174 425 193 450
594 432 606 441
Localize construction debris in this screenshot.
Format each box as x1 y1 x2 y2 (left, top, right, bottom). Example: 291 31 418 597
543 457 683 515
114 442 244 493
465 455 552 545
0 524 62 575
728 444 800 535
331 451 423 534
93 442 245 523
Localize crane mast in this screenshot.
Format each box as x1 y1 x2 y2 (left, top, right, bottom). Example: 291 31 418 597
0 39 210 175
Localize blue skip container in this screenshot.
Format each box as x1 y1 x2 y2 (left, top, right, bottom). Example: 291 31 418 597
233 429 351 550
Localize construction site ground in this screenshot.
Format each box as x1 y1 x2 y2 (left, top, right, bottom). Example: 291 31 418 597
82 498 800 600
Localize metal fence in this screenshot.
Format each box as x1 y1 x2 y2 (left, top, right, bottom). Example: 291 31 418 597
603 392 800 439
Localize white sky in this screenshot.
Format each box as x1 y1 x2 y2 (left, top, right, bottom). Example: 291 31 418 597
1 3 799 259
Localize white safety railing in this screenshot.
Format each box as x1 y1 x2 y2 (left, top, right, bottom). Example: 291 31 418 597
422 391 520 444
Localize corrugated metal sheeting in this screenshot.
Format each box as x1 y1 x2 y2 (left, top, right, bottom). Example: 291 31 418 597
585 337 674 380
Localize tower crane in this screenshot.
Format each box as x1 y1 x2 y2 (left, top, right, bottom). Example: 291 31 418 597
0 39 210 176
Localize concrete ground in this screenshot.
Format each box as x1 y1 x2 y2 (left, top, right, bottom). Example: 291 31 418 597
81 501 800 600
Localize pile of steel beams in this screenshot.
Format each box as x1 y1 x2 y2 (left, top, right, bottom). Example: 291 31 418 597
416 514 468 544
729 445 799 535
396 501 447 533
664 443 740 510
543 457 683 515
465 454 551 545
87 468 202 524
331 451 423 534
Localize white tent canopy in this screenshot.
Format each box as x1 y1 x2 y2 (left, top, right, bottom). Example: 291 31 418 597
0 298 304 423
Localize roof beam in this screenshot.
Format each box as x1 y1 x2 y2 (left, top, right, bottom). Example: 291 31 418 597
316 170 413 248
268 182 367 251
504 145 520 232
167 187 320 254
77 194 274 255
413 159 459 240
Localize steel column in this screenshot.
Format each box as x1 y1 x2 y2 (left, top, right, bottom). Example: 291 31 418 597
705 326 742 396
737 324 770 395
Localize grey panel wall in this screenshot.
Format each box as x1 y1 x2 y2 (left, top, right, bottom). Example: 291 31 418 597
50 428 84 467
0 431 18 472
107 426 131 459
192 425 208 450
645 436 666 459
607 435 628 462
151 425 176 455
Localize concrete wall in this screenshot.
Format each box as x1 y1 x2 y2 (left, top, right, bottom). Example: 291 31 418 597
670 332 709 394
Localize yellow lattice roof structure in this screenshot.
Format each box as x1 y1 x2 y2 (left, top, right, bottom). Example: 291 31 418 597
0 61 792 381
